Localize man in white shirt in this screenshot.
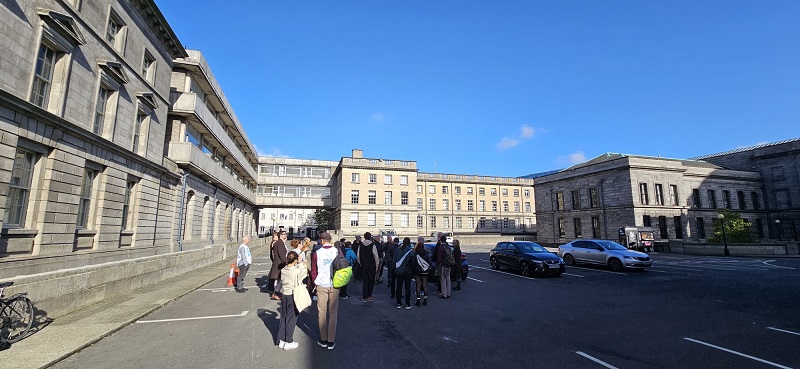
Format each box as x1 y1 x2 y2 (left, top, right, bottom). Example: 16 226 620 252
235 235 252 293
311 232 340 350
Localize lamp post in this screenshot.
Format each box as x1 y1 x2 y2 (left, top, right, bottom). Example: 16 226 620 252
717 213 729 256
271 213 276 235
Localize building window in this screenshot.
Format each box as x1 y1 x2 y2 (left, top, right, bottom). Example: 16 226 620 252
737 191 746 209
400 213 409 227
468 187 474 195
491 201 498 212
639 183 649 205
751 191 760 210
468 200 474 211
417 198 423 210
368 190 376 205
442 186 449 194
502 201 508 212
673 216 683 239
591 216 600 238
643 215 652 227
351 190 359 204
367 212 376 227
77 169 96 228
514 201 520 212
142 50 155 83
490 188 497 196
655 184 664 206
369 174 377 183
455 186 461 195
479 187 485 196
417 215 424 228
571 190 580 210
556 192 564 211
755 218 764 238
4 149 36 227
707 189 717 208
429 185 435 194
429 216 437 228
132 112 148 154
429 199 436 210
723 190 731 209
384 174 392 184
400 175 408 185
558 218 566 237
573 218 582 238
385 191 392 205
513 189 520 197
105 11 125 51
122 181 135 230
30 44 57 108
455 217 462 228
350 212 359 227
455 199 461 211
444 200 452 213
589 187 598 208
692 189 701 208
772 167 785 181
696 218 706 239
524 202 531 212
417 185 422 193
669 185 678 206
401 192 409 205
93 87 111 135
524 189 530 197
658 216 668 239
775 190 791 209
442 217 450 229
502 188 508 197
351 173 360 183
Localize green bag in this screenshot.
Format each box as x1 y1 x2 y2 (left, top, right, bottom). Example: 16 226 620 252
333 266 352 288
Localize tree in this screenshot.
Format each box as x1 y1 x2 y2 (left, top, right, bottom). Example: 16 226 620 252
312 209 334 231
708 209 754 244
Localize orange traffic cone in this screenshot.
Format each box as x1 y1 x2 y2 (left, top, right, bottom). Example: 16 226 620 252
227 263 236 286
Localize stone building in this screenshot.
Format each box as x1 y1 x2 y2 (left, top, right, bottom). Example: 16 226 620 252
0 0 187 271
693 138 800 241
166 49 259 250
534 153 765 245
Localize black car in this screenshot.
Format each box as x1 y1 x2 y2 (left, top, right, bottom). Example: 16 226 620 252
489 241 565 277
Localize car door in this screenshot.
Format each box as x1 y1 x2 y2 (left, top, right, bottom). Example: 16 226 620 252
570 241 589 263
584 241 605 265
496 242 512 268
508 243 523 269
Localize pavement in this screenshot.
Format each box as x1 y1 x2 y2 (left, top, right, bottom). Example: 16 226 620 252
0 252 266 369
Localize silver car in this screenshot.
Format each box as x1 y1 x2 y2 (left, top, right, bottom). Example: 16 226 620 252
558 239 652 272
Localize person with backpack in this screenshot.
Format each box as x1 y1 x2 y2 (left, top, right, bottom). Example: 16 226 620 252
375 237 386 284
436 235 454 298
311 232 343 350
412 237 431 306
385 237 399 298
357 232 380 302
431 232 442 295
451 239 463 291
393 237 414 309
339 241 357 300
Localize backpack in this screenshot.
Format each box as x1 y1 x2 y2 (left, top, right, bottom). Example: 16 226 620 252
331 251 352 288
442 246 456 267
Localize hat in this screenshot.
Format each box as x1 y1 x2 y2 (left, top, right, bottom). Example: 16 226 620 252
355 235 362 241
439 235 448 243
319 232 332 241
417 236 425 243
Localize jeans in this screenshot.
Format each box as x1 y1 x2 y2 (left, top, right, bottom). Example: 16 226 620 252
439 266 452 297
316 286 339 343
236 264 249 289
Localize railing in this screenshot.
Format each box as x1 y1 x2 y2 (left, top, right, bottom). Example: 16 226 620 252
169 142 255 203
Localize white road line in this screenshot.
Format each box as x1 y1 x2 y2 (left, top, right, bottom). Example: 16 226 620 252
575 351 619 369
466 277 484 282
767 327 800 336
470 265 538 280
651 265 705 272
762 261 797 270
569 266 626 275
563 273 584 278
137 310 249 324
683 337 793 369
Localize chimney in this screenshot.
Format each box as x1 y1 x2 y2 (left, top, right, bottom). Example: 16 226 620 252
352 149 363 158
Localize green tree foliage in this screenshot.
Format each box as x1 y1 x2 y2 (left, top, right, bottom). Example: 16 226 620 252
708 209 754 244
313 209 334 231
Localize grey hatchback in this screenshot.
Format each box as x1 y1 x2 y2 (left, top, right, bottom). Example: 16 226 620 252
558 239 652 272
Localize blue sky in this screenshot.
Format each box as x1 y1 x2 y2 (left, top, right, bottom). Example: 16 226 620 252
156 1 800 177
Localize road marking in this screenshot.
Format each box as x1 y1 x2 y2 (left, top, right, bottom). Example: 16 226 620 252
651 265 705 272
575 351 619 369
563 273 584 278
767 327 800 336
479 259 489 262
683 337 793 369
569 266 626 275
466 277 484 282
197 285 261 292
137 311 249 324
762 261 796 270
470 265 538 280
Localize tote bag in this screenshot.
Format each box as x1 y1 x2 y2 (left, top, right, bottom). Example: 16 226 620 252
293 273 312 312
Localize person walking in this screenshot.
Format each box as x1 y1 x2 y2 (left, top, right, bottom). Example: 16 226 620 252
384 237 399 298
235 235 252 293
413 238 431 306
452 239 463 291
311 232 342 350
269 231 289 300
436 235 452 298
357 232 380 302
339 241 357 299
277 251 307 350
393 237 414 309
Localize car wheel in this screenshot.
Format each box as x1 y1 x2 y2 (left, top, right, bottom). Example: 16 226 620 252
608 258 624 272
520 262 531 277
563 254 575 266
553 271 563 277
490 257 500 270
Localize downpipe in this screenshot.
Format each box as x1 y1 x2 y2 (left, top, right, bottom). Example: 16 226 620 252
176 169 188 252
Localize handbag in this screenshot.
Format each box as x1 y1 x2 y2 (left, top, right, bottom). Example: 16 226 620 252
293 272 312 312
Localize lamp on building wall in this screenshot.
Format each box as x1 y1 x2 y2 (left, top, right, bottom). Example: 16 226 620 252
775 219 781 241
717 213 729 256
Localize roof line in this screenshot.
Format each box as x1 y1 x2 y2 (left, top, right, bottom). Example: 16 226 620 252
690 138 800 160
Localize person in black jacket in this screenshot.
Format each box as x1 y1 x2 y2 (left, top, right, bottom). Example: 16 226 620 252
352 235 363 282
357 232 379 302
430 232 443 294
451 239 463 290
385 238 399 298
393 237 414 309
375 237 386 284
413 238 432 306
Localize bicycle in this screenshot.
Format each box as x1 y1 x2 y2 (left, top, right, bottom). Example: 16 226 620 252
0 281 34 344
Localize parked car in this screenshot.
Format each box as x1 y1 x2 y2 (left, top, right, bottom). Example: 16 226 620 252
489 241 565 277
558 239 652 272
423 243 469 280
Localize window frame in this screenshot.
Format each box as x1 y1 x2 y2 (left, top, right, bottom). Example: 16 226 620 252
4 149 38 227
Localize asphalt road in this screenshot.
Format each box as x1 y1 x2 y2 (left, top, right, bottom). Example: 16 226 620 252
52 249 800 369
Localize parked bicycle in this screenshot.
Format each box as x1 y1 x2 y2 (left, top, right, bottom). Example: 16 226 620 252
0 281 34 344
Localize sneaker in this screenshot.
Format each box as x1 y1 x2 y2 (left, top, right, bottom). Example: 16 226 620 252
317 339 328 348
422 298 428 306
367 296 375 302
283 342 299 351
414 299 421 306
327 342 335 350
278 340 286 349
340 295 350 300
361 298 370 303
405 304 412 309
396 304 402 309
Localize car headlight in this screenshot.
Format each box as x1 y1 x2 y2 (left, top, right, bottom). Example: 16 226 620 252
623 255 634 260
532 260 544 264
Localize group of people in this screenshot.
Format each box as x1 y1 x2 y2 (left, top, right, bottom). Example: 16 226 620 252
233 230 465 352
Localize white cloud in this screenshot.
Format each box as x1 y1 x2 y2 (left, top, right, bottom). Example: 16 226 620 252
556 151 587 166
496 137 519 150
370 113 385 122
254 144 289 158
520 124 535 139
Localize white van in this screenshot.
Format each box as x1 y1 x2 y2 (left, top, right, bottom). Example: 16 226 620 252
430 231 454 243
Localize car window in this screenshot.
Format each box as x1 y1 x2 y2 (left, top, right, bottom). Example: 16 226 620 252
573 241 588 249
597 240 627 250
516 242 547 253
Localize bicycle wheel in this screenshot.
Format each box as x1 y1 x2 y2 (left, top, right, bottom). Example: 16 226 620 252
1 296 34 343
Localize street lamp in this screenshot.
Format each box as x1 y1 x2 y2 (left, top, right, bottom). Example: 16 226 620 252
717 213 729 256
775 219 782 241
271 214 276 235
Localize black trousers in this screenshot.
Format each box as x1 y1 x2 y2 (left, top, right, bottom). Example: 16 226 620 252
387 267 396 294
361 266 376 298
277 294 298 343
395 275 411 306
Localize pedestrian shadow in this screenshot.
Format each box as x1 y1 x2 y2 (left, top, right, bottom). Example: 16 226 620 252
254 276 270 294
256 307 280 345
